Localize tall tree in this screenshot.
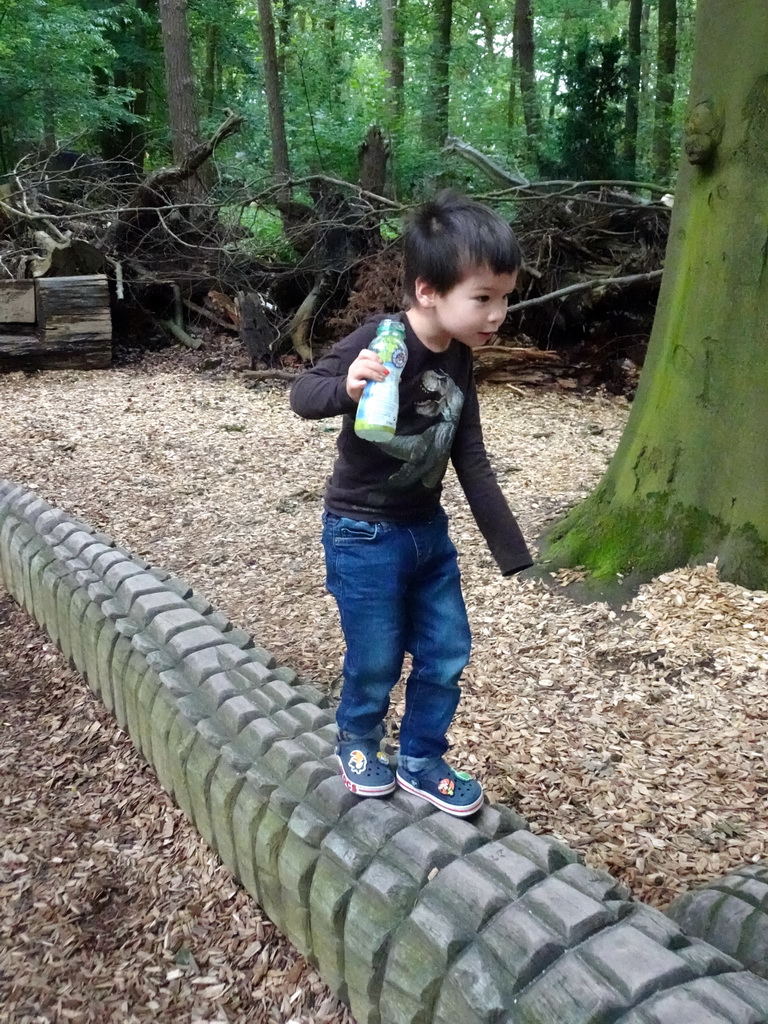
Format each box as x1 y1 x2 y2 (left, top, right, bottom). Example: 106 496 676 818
276 0 291 79
203 24 220 117
257 0 290 185
422 0 452 146
381 0 405 125
159 0 203 166
324 0 342 111
654 0 677 180
513 0 540 158
540 0 768 593
623 0 642 177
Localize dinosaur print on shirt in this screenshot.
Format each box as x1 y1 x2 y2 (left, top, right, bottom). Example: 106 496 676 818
377 370 464 491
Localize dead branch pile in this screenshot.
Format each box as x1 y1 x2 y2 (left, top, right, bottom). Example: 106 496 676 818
0 136 389 362
1 120 671 387
508 185 670 355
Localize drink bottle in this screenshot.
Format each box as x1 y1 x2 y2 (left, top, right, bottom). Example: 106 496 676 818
354 319 408 442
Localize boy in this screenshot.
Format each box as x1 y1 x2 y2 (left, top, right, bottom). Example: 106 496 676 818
290 191 532 817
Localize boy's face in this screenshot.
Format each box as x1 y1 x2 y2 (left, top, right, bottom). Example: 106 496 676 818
414 265 519 350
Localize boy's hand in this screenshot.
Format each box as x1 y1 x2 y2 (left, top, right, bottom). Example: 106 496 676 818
345 349 389 403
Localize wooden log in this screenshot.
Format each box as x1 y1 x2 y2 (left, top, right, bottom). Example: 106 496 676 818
0 330 39 355
0 281 35 324
0 330 112 370
36 275 111 332
0 275 112 370
37 274 111 367
475 345 562 362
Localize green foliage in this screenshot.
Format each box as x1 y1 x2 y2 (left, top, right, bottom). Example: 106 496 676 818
220 203 299 261
0 0 696 195
551 32 627 179
0 0 135 167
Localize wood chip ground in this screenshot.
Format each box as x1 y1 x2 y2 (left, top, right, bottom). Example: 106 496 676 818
2 342 767 1021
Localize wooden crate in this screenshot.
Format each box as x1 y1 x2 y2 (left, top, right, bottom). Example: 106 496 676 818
0 275 112 371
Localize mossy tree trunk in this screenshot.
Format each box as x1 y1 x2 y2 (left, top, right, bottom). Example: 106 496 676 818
540 0 768 593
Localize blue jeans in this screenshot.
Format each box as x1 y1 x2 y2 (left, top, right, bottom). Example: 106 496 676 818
321 511 472 761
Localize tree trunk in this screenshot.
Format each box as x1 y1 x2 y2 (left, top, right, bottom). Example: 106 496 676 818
325 4 342 110
204 24 219 117
513 0 540 157
42 87 57 154
99 70 132 163
507 55 518 152
381 0 405 125
99 65 150 171
540 0 768 593
623 0 642 176
277 0 291 79
159 0 201 166
653 0 677 181
423 0 452 147
257 0 291 191
638 0 652 168
358 125 389 194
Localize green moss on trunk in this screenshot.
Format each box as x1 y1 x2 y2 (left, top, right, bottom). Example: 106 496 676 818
542 488 768 593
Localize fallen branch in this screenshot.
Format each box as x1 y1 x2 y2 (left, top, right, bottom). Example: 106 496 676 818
116 110 245 242
183 298 236 332
288 270 332 361
483 178 671 199
510 269 663 314
443 137 530 188
144 110 245 191
279 175 401 211
161 318 201 349
240 369 298 381
105 257 124 300
475 345 561 361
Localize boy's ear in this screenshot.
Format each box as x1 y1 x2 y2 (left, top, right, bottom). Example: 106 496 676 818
413 277 438 308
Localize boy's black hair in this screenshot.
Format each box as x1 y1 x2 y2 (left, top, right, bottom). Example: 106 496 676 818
402 190 522 302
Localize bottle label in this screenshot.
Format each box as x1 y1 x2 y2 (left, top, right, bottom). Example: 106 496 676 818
354 319 408 442
356 378 399 439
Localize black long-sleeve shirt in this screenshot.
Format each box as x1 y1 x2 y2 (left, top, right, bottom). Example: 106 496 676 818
290 313 533 576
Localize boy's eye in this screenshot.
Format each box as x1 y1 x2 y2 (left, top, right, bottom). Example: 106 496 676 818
475 295 490 302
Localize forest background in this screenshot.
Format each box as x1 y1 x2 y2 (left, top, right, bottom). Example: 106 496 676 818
0 0 691 253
